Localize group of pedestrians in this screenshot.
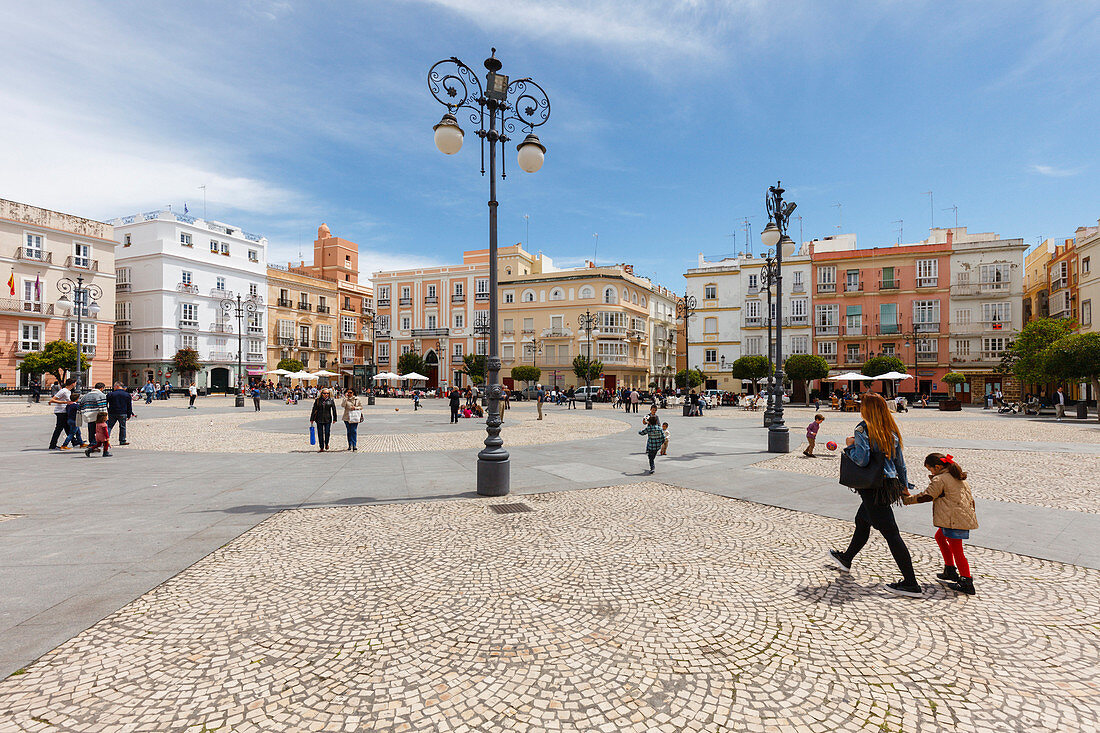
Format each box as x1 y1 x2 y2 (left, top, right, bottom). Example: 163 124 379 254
308 388 364 452
47 381 134 458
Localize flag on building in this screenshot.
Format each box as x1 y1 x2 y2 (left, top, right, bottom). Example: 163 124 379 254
184 203 189 214
6 272 13 296
34 274 40 298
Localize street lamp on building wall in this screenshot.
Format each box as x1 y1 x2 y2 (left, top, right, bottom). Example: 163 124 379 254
577 308 598 409
55 276 102 390
221 294 258 407
429 48 551 497
760 181 796 453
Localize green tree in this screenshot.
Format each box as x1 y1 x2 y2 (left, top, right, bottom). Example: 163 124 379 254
510 365 541 385
462 353 487 384
397 351 427 376
173 348 203 374
674 368 705 390
276 358 304 373
1003 317 1076 385
572 355 603 384
785 354 831 405
729 356 771 395
1042 333 1100 422
17 340 90 385
943 372 966 398
860 355 905 378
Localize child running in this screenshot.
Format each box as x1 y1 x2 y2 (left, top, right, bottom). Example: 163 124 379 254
85 413 112 458
638 415 665 475
904 453 979 595
804 414 824 457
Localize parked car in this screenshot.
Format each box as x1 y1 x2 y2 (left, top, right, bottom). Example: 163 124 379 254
574 385 601 401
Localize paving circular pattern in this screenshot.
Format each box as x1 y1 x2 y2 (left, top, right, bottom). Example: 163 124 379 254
1 484 1097 732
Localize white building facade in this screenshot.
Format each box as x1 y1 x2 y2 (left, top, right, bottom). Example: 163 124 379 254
110 210 268 391
649 284 679 389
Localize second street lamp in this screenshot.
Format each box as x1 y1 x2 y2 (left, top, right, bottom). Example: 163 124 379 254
577 309 598 409
56 275 102 390
221 294 258 407
429 48 551 496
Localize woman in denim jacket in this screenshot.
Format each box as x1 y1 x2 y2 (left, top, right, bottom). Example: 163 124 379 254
828 393 921 598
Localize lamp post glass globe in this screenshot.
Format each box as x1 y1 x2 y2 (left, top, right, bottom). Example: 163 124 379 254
56 295 71 313
760 221 781 250
516 133 546 173
433 113 464 155
88 300 101 317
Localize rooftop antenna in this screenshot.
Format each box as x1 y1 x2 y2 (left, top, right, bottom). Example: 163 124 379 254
796 214 804 245
737 216 756 256
892 219 903 244
592 232 598 262
924 191 934 230
942 204 958 229
524 213 530 249
198 185 207 219
832 202 843 233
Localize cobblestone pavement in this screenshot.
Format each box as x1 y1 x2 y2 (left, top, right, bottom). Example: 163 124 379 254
2 484 1097 732
118 409 628 453
762 448 1100 514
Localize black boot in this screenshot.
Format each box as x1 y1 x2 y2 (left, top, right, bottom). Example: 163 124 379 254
951 577 976 596
936 565 959 585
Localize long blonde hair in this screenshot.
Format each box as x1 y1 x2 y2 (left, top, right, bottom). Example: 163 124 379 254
860 392 902 454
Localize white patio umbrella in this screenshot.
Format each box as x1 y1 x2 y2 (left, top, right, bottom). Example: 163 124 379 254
266 368 291 375
372 372 399 381
827 372 875 381
402 372 429 381
874 371 912 381
311 370 340 377
288 371 318 380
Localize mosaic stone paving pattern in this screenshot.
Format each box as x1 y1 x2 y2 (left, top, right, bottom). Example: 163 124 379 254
1 484 1098 732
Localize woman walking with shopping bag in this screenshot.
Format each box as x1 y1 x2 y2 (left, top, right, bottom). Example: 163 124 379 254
342 389 364 452
310 388 338 452
828 392 922 598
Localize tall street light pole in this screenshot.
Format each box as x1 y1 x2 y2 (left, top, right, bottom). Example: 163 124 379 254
429 49 551 496
761 249 777 426
56 275 102 390
760 181 796 453
221 294 257 407
676 293 697 391
362 311 376 404
577 309 597 409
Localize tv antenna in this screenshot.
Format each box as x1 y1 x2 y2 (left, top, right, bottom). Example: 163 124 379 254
941 204 958 229
832 202 843 233
892 219 903 244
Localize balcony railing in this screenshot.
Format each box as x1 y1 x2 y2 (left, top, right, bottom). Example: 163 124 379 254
743 316 763 327
817 283 836 293
1 299 53 315
374 328 391 338
475 291 491 301
627 329 647 341
209 323 234 333
297 302 312 311
116 319 130 327
844 281 864 293
116 282 131 292
451 293 466 303
208 351 235 362
843 325 866 336
177 283 199 294
114 349 131 360
913 321 940 334
398 297 413 306
15 247 51 263
316 341 332 350
299 339 311 348
66 256 98 271
424 296 438 305
790 282 806 293
341 356 354 365
844 352 867 364
276 337 295 347
210 288 231 299
277 298 293 307
822 353 838 364
411 327 449 337
788 315 809 326
916 277 939 288
1050 276 1068 292
246 352 265 363
541 327 573 338
815 325 839 336
248 324 265 334
316 305 330 314
178 319 199 329
746 286 759 296
878 279 900 290
452 354 465 363
377 298 390 307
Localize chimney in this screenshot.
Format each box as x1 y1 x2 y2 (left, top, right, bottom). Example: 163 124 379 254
946 229 954 248
624 264 634 274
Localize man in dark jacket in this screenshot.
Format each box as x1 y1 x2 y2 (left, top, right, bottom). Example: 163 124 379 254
106 382 135 445
449 388 461 423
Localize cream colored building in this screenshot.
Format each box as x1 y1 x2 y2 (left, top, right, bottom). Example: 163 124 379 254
1075 220 1100 334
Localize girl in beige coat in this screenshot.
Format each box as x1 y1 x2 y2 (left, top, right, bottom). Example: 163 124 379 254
341 390 364 452
904 453 979 595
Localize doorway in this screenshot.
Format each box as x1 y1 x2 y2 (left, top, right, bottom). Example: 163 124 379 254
210 367 230 392
425 350 439 389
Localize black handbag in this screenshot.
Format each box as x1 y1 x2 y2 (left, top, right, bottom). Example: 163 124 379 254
839 445 885 490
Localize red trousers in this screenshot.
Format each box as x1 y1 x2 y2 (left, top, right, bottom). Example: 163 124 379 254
935 528 971 578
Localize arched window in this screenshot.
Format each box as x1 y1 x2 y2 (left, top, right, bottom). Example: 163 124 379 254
549 287 564 301
631 292 638 304
522 289 536 302
704 317 718 334
579 286 595 299
622 288 629 301
603 287 617 304
640 295 647 307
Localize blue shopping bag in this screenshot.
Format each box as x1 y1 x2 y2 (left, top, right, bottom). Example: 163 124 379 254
309 423 316 445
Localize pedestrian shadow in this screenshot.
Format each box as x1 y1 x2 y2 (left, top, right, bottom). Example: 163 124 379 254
795 572 951 605
195 490 483 515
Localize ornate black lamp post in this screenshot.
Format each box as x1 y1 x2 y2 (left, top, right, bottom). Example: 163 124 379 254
676 293 697 392
526 336 543 371
221 294 258 407
760 249 778 427
361 311 376 404
577 308 598 409
760 181 796 453
55 275 102 390
429 48 551 496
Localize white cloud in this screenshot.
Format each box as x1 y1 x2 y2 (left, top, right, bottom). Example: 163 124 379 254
1029 164 1082 178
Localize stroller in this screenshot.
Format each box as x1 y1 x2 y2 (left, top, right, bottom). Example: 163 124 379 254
998 401 1019 414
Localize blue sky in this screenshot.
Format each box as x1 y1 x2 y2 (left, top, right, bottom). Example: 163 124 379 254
2 1 1097 289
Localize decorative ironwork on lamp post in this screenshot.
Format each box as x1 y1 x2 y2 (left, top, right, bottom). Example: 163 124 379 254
221 294 258 406
362 311 376 404
55 275 102 390
676 293 697 391
760 181 796 453
429 48 551 496
577 308 598 409
760 249 778 427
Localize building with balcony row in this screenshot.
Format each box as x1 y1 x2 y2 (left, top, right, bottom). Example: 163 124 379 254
110 210 267 390
1 198 117 389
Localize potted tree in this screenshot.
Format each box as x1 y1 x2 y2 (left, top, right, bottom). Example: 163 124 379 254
940 372 965 411
785 354 830 405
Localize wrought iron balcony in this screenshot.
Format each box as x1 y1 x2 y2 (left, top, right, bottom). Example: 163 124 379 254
878 279 900 291
815 325 839 336
246 352 265 362
114 349 131 360
377 298 390 307
276 298 293 307
316 305 330 314
451 293 466 303
452 353 465 363
210 288 231 299
843 324 866 336
790 282 806 293
877 324 902 335
247 324 265 334
743 316 763 327
178 319 199 329
177 283 199 294
316 341 332 350
844 281 864 293
822 353 838 363
15 247 51 263
297 302 312 311
424 296 438 305
276 337 295 347
913 321 940 333
398 297 413 306
411 327 449 338
116 282 131 292
915 277 939 288
209 323 234 333
66 256 98 271
474 292 491 301
817 283 836 293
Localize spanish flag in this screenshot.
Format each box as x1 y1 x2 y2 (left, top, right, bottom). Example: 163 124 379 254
6 272 13 296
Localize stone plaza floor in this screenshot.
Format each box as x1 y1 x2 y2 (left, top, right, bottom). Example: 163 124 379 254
2 484 1098 732
2 397 1099 731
